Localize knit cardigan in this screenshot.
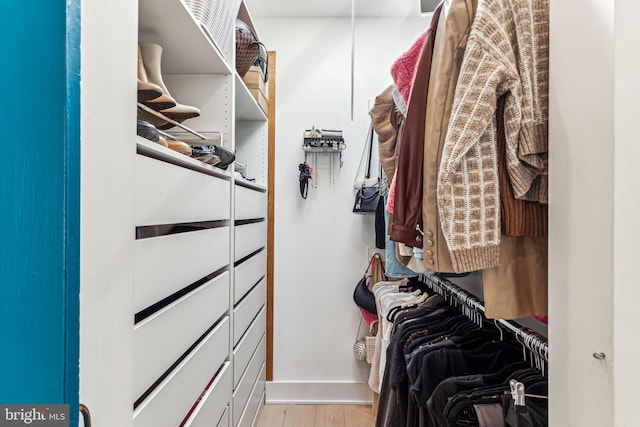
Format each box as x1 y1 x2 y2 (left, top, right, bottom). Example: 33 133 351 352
437 0 549 272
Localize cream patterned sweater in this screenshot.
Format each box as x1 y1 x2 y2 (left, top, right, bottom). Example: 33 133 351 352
437 0 549 272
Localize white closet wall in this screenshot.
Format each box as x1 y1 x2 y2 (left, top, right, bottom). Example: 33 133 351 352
79 0 136 426
612 1 640 425
549 0 640 425
256 17 428 403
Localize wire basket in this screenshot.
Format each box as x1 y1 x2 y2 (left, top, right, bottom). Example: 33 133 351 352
184 0 242 59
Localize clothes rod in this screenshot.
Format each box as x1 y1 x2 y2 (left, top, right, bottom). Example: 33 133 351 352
418 272 549 362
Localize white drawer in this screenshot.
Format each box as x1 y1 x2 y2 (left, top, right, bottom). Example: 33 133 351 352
235 185 266 220
233 336 266 426
235 222 266 261
237 364 266 427
134 272 230 399
135 227 230 312
134 317 230 427
183 363 231 427
216 407 229 427
233 308 266 387
234 250 266 304
136 154 230 226
233 279 265 346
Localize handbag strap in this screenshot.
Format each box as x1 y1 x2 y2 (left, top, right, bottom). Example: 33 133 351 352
355 316 365 340
374 251 386 281
354 125 375 187
364 125 374 179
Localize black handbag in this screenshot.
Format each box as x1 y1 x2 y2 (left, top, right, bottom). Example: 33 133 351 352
353 276 377 314
353 126 380 214
353 254 385 315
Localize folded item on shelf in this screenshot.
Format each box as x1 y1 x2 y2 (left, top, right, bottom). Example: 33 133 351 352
320 129 343 138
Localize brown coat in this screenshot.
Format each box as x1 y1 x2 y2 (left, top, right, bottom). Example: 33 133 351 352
389 4 442 249
421 0 478 273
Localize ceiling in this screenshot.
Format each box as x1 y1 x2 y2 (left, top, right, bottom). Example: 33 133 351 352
244 0 424 18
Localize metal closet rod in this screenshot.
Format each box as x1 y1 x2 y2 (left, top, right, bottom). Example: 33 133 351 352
418 273 549 361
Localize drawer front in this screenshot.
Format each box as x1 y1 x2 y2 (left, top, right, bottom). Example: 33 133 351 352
234 250 266 304
135 227 230 312
136 154 230 226
134 272 230 399
134 317 230 427
235 185 266 220
233 307 266 387
235 222 266 261
233 279 265 346
183 363 231 427
237 364 266 427
233 336 266 426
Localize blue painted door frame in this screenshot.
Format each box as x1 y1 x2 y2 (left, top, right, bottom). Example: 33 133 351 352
0 0 80 424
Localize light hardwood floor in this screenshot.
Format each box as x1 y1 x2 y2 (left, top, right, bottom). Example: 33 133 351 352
256 405 375 427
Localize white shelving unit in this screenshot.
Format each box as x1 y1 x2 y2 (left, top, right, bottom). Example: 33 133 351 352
134 1 268 426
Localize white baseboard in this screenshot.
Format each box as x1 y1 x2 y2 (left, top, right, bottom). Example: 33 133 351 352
265 381 373 405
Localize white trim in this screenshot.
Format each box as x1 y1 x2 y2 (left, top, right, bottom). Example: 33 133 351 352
265 381 373 405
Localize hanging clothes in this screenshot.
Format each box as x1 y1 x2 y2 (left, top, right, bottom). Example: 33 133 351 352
391 29 428 104
418 0 479 274
374 288 548 427
481 97 548 319
492 96 548 237
437 0 550 273
370 85 404 183
389 3 443 249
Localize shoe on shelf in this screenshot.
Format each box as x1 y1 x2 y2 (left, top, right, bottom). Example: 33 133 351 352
166 138 192 156
139 43 200 119
137 108 170 129
191 145 221 165
136 120 159 142
160 103 201 123
137 105 200 131
211 145 235 170
156 135 169 148
137 45 164 103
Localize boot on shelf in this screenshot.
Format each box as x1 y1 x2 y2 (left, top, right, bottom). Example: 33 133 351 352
137 108 171 130
139 43 201 123
137 46 164 103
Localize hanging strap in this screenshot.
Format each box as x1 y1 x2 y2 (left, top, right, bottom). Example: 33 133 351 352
299 162 311 199
364 124 374 179
354 125 376 188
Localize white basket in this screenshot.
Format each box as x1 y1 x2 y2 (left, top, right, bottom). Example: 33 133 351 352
184 0 242 59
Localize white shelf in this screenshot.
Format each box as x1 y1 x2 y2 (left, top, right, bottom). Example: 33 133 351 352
234 177 266 192
139 0 232 74
136 136 232 180
235 73 268 121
